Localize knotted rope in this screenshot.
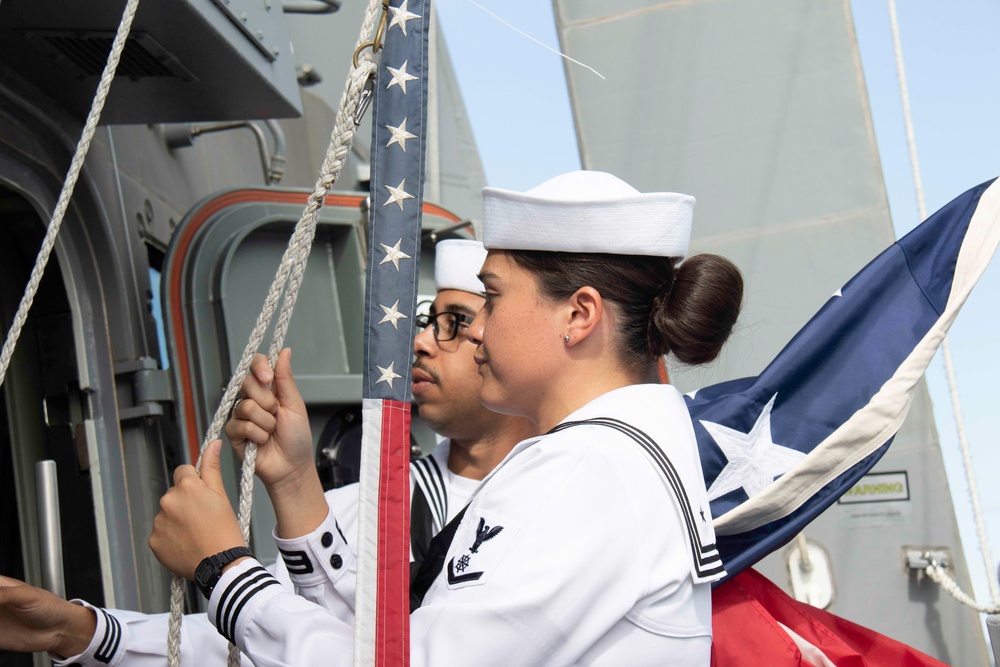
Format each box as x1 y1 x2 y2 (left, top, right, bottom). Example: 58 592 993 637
165 2 385 665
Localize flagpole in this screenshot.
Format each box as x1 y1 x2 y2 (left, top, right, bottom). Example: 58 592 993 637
355 1 431 664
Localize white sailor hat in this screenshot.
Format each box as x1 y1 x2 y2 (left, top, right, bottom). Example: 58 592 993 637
434 239 488 295
482 170 693 257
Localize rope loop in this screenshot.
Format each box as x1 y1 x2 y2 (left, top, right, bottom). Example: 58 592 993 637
925 565 1000 615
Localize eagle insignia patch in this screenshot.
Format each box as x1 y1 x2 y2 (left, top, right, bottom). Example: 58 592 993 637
446 509 518 590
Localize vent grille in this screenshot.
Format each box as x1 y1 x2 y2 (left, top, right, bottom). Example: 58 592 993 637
28 31 195 81
44 35 174 78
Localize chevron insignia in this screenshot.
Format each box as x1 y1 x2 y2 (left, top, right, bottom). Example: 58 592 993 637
446 510 517 590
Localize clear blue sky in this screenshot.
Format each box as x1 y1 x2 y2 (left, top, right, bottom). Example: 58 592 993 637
435 0 1000 619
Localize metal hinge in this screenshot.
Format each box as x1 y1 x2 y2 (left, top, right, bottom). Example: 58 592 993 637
114 357 173 421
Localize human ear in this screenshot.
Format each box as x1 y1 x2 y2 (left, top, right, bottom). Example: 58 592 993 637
564 286 603 346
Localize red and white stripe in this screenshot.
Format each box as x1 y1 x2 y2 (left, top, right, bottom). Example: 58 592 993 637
355 398 412 665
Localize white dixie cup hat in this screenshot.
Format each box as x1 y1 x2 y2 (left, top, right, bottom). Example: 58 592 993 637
482 170 693 257
434 239 489 295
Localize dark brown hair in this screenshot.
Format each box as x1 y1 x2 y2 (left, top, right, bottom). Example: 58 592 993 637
507 250 743 368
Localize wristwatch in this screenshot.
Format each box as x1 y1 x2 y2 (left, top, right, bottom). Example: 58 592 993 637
194 546 253 599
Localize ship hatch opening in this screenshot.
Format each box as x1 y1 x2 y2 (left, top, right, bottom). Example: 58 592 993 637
0 184 104 613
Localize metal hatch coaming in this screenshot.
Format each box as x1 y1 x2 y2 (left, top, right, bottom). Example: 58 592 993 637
163 188 463 565
0 129 168 613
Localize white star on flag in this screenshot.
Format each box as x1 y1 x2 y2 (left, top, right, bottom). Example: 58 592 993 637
701 394 806 501
386 117 417 152
833 288 843 298
375 361 402 388
384 179 414 211
379 239 412 271
378 300 408 329
388 0 421 36
386 60 418 93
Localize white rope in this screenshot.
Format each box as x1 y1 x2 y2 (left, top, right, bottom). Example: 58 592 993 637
164 0 383 664
464 0 605 80
926 565 1000 615
0 0 140 388
887 0 1000 609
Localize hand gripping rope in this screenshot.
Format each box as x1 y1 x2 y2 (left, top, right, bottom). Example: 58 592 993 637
164 1 388 664
0 0 384 663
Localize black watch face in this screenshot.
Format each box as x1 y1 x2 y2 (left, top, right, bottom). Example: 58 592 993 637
195 560 216 589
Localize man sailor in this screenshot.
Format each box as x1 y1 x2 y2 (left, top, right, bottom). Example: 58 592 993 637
0 239 534 665
227 239 536 573
145 170 734 665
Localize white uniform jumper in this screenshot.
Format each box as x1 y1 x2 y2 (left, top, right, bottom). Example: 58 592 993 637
205 384 721 666
52 441 466 667
55 386 723 665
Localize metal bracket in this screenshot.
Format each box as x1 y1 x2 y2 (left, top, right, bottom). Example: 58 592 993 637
905 547 952 579
786 535 835 609
114 357 173 421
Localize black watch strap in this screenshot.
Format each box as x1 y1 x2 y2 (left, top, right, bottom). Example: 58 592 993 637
195 546 253 599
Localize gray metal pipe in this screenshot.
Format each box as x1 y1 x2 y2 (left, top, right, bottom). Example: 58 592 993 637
34 460 65 598
988 616 1000 665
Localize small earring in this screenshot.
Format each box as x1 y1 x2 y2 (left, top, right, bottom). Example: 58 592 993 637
564 335 570 343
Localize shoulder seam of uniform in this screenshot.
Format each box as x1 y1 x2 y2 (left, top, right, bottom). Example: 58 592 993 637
550 418 725 580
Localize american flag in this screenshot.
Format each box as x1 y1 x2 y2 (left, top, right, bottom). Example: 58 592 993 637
688 178 1000 579
355 1 429 665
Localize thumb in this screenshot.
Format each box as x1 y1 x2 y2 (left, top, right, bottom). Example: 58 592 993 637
273 348 306 412
200 440 226 494
0 574 25 587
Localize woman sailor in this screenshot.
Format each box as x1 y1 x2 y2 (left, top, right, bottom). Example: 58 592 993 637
148 169 744 665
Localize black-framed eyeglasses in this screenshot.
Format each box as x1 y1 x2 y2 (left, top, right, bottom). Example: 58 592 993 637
414 311 472 343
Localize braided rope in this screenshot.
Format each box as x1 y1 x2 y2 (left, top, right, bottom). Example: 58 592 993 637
165 1 383 665
887 0 1000 606
925 565 1000 615
0 0 140 388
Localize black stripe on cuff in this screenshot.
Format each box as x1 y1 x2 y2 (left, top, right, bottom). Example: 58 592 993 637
95 608 121 664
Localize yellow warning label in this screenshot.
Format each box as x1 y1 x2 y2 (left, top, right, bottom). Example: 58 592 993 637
838 471 909 504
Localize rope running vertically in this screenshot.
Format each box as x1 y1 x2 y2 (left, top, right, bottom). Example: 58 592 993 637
887 0 1000 611
164 1 385 664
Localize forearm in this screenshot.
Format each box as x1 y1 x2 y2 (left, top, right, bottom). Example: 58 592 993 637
52 605 247 667
51 599 96 658
273 505 358 620
266 464 329 539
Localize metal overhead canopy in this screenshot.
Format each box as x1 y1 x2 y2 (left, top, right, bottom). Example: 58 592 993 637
0 0 302 124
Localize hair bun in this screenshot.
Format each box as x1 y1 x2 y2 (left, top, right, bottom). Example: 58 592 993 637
648 254 743 364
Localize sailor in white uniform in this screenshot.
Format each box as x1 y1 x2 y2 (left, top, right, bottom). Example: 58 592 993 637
142 170 744 666
0 240 533 665
271 239 533 573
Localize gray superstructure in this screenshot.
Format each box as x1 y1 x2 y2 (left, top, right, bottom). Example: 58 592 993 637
553 0 986 662
0 4 482 666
